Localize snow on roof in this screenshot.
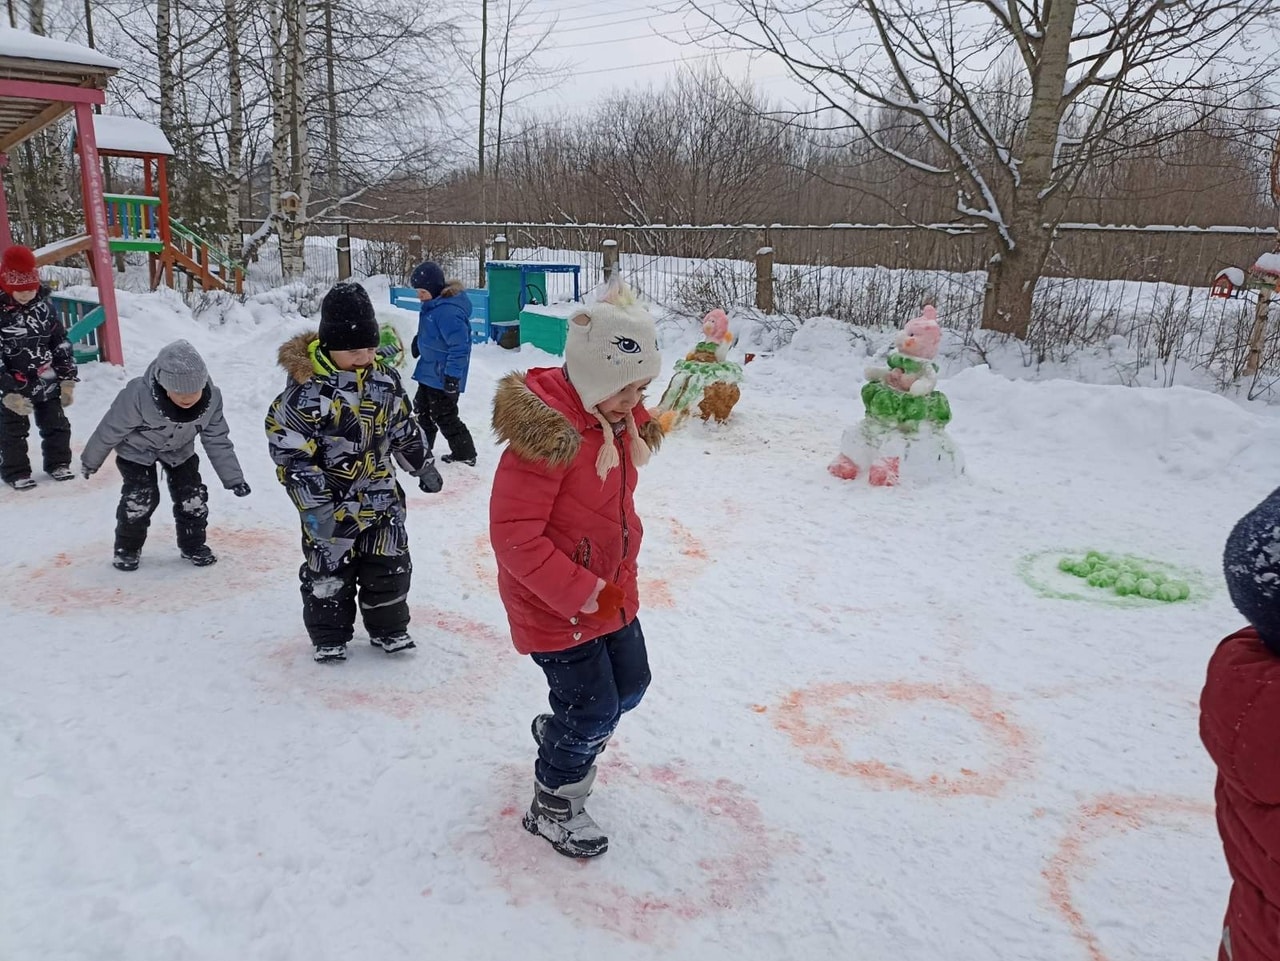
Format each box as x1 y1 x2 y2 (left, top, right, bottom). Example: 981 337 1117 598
0 27 121 70
1215 267 1246 285
1251 251 1280 278
92 115 173 155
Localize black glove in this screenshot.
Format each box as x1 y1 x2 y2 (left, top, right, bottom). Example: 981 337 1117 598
417 460 444 494
410 339 420 359
81 462 97 479
443 376 460 396
231 482 251 497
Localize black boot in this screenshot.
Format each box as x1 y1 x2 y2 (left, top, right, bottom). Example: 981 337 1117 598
181 545 218 567
113 548 141 571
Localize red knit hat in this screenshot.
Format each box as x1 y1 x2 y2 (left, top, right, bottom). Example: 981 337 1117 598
0 246 40 294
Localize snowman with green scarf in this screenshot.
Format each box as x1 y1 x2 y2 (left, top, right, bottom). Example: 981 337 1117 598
828 304 963 486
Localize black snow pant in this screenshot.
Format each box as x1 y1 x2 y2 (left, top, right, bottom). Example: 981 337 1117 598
414 384 476 461
531 618 651 789
0 396 71 482
299 517 413 648
115 454 209 553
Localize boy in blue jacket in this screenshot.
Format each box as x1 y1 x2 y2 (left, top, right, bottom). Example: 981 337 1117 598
409 261 477 466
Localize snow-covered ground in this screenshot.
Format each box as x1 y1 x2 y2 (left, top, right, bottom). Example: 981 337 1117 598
3 281 1274 961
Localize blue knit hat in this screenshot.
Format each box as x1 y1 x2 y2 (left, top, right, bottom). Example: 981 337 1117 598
410 261 446 298
1224 485 1280 654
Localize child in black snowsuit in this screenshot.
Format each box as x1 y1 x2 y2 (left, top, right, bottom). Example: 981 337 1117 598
0 245 76 490
266 283 444 663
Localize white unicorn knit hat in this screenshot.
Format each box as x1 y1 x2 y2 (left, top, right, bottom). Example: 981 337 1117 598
563 279 662 478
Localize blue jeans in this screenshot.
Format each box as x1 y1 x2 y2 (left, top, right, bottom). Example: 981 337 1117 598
530 618 650 789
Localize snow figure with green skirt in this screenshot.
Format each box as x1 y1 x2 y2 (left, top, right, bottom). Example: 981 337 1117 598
828 304 964 487
655 308 744 430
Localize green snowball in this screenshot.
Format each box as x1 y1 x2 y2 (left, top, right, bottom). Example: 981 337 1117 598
1156 583 1183 602
1115 573 1139 596
1059 557 1078 573
1137 578 1158 599
1087 568 1119 588
1169 581 1190 601
1149 571 1167 586
1070 561 1093 578
1086 551 1108 565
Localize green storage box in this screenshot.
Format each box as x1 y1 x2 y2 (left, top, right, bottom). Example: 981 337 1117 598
519 304 579 355
487 263 547 324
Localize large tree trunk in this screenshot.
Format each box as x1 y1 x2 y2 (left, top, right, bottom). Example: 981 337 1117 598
979 224 1052 338
269 0 290 275
225 0 243 242
978 0 1076 338
277 0 310 279
323 0 340 202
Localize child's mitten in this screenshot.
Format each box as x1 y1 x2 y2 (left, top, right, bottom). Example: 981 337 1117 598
417 459 443 493
59 381 75 407
2 393 33 416
231 483 251 497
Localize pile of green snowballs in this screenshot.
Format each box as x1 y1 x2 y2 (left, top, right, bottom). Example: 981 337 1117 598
1057 551 1191 602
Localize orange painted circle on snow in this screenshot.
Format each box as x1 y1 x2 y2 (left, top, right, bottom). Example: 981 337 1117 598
261 604 514 720
1043 794 1214 961
6 527 295 616
477 756 789 944
774 681 1033 797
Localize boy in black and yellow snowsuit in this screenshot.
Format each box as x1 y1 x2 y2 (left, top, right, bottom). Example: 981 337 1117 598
265 283 443 662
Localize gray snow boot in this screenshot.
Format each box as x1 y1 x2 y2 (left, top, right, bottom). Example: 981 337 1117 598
522 766 609 858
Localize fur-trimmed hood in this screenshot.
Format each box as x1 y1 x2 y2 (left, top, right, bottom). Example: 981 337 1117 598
279 331 320 384
492 368 663 467
277 330 398 386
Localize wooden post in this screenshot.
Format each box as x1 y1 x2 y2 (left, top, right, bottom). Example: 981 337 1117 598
755 232 775 314
407 232 422 268
73 102 124 366
602 238 618 284
0 153 12 251
158 155 174 289
336 226 351 280
493 231 509 261
1246 286 1274 376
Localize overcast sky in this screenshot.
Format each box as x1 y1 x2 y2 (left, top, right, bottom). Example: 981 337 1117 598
455 1 810 119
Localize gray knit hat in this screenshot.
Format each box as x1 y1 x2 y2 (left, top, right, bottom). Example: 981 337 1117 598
154 340 209 394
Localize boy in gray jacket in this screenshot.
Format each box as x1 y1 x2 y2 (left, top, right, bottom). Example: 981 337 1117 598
81 340 250 571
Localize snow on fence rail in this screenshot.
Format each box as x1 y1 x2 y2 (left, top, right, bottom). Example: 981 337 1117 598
230 219 1280 390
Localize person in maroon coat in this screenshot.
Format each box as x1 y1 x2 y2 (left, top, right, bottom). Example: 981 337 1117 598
1202 487 1280 961
490 280 664 859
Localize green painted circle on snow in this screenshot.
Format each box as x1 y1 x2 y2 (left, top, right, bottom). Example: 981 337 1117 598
1017 549 1213 607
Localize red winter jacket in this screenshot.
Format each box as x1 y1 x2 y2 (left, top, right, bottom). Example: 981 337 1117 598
489 367 663 655
1200 626 1280 961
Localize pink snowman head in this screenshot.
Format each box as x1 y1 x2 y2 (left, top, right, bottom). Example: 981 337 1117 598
702 308 730 342
897 304 942 359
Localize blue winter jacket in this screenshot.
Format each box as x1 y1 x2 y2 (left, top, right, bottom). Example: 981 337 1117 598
413 286 473 392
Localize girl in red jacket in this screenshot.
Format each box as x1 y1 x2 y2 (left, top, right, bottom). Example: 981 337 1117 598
490 281 664 858
1203 487 1280 960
